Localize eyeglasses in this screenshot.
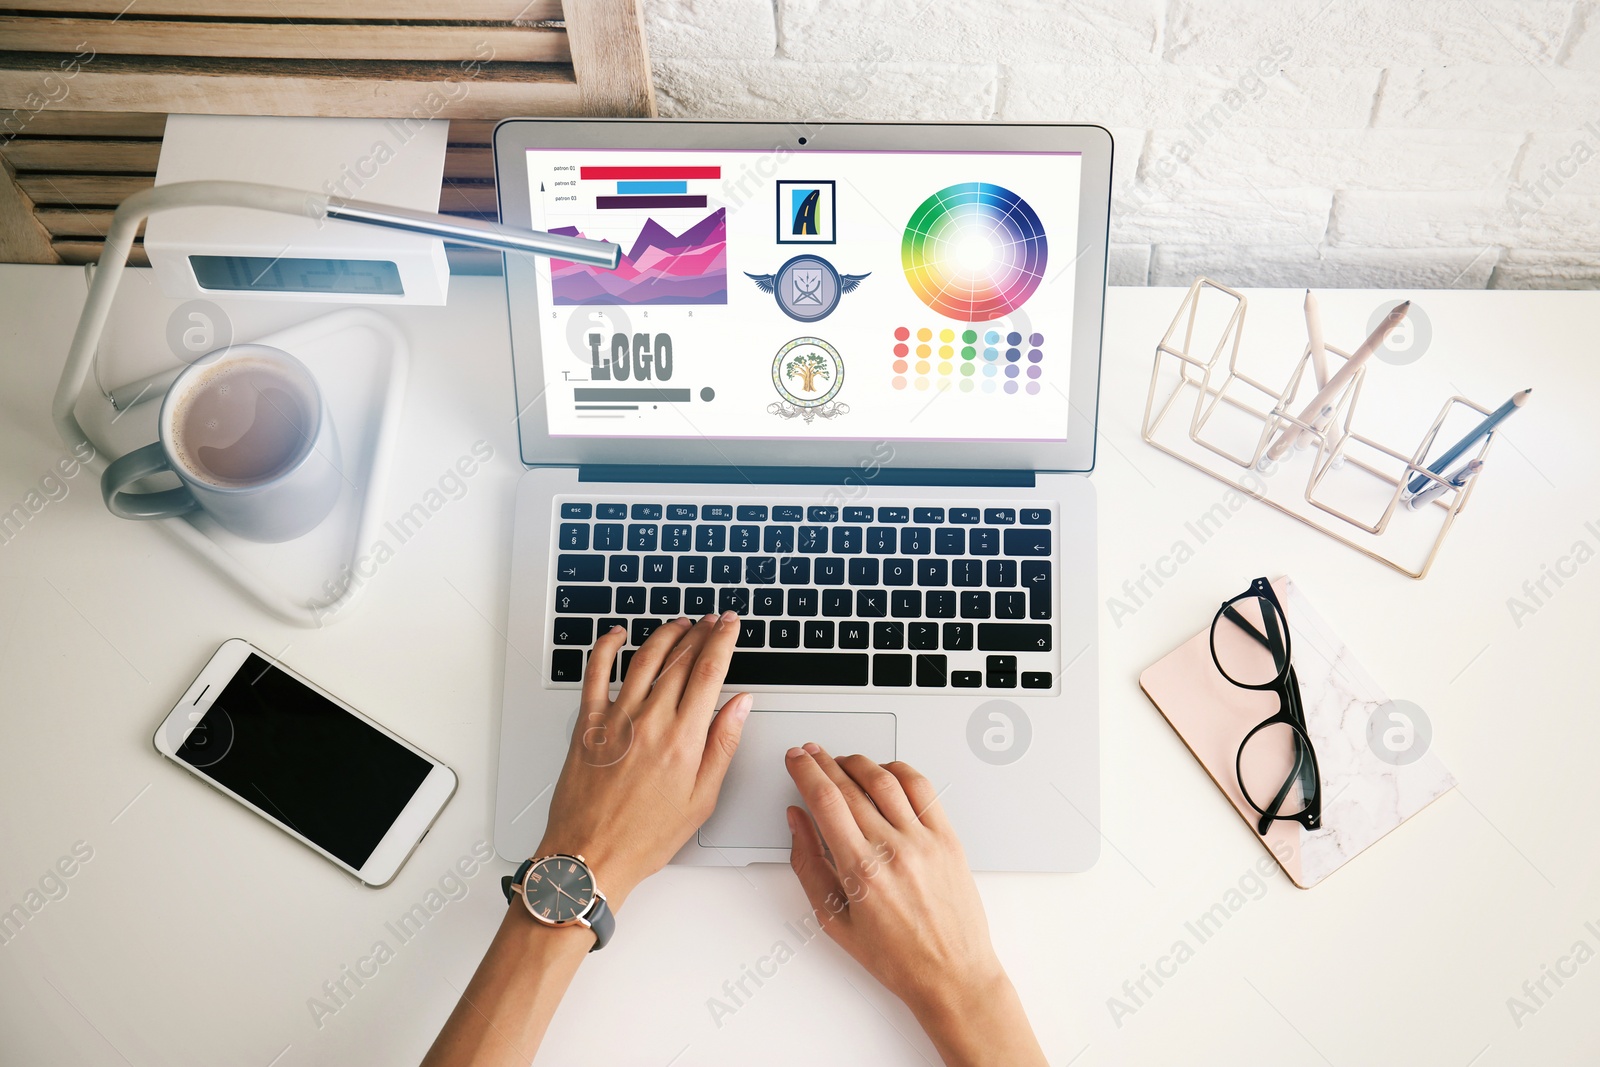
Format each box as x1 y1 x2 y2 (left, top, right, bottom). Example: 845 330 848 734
1208 577 1322 836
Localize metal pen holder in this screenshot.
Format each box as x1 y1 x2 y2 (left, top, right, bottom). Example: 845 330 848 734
1140 278 1498 579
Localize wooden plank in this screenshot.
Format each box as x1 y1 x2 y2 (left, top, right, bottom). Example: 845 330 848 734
6 1 563 18
54 181 497 217
1 137 160 173
34 206 114 235
438 181 497 214
24 174 497 214
562 0 654 117
443 144 492 181
447 118 497 145
36 209 140 237
17 172 151 205
0 110 165 138
0 17 569 64
53 236 147 267
0 156 58 262
0 55 583 118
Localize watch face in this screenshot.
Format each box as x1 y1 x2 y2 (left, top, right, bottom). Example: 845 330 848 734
523 856 595 923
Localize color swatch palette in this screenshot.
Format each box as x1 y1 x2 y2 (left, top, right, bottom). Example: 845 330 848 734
901 183 1048 322
891 327 1045 394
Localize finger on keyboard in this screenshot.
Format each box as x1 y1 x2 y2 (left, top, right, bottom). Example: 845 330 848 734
678 611 744 726
582 624 627 704
619 616 694 705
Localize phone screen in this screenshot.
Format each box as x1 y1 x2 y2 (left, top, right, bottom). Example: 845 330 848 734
176 654 432 869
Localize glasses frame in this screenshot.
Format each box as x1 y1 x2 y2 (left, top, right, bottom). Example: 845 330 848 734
1208 576 1323 835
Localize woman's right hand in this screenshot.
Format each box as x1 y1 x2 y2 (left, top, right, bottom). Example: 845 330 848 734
784 744 1047 1067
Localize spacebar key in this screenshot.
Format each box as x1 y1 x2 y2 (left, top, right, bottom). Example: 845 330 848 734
724 652 869 686
977 623 1053 651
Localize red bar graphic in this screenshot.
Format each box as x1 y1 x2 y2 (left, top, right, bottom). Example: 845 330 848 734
580 165 721 180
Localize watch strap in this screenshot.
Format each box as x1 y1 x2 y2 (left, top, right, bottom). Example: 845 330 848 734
501 858 534 904
584 895 614 952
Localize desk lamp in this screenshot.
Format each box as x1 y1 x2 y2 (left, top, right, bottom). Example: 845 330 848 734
50 181 618 623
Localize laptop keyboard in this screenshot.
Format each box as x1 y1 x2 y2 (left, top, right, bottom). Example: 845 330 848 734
546 499 1058 690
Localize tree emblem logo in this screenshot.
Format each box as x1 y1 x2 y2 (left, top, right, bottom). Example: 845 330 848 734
769 337 847 423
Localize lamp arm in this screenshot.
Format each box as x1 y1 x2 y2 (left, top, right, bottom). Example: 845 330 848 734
324 197 620 265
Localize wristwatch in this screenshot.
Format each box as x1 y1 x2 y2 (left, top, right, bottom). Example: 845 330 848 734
501 853 614 952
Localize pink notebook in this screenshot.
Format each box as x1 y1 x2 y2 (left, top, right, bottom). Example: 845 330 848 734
1139 576 1454 888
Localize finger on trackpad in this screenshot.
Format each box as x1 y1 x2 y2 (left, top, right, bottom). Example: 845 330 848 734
699 710 897 850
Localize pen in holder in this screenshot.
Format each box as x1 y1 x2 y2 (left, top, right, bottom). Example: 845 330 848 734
1142 278 1499 579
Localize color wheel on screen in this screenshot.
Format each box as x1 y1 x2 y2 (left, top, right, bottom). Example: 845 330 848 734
901 182 1048 322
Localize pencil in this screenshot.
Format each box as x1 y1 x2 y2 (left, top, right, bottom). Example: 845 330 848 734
1404 389 1531 496
1305 289 1329 389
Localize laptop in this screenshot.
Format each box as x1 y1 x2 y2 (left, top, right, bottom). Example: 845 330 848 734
491 120 1110 872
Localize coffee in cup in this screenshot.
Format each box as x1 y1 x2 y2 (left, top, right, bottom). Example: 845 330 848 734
170 356 320 488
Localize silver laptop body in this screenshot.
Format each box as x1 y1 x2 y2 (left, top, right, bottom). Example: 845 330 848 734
491 120 1111 872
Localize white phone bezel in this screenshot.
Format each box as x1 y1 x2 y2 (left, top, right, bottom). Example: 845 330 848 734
152 638 458 887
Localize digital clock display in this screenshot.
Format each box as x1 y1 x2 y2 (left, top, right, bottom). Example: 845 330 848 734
190 255 405 295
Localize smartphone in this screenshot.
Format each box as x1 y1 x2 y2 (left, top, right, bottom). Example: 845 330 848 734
153 639 457 886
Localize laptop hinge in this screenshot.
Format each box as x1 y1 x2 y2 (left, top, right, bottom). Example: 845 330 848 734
577 465 1035 488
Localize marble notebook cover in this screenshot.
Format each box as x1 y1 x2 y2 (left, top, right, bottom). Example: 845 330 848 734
1139 576 1455 889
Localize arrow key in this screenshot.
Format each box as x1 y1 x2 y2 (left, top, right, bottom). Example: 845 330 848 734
977 623 1052 651
554 585 610 613
556 554 604 582
552 617 594 645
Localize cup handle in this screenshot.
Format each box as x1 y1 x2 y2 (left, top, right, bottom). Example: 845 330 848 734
101 442 199 520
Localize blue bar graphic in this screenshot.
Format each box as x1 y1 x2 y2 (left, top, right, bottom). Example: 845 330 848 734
616 180 689 194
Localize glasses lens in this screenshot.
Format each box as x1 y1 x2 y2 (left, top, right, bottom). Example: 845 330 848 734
1238 721 1316 818
1212 594 1289 687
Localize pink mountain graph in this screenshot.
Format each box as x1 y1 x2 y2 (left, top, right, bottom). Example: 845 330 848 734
550 208 727 305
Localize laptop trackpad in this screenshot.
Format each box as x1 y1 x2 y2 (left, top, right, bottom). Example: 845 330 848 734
699 711 897 850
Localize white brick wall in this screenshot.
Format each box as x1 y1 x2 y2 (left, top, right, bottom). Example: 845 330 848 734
642 0 1600 288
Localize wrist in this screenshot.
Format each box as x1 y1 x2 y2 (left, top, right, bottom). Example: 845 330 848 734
503 896 598 949
904 964 1046 1067
902 959 1013 1030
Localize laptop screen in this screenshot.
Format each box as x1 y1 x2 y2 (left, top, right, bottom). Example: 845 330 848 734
523 148 1082 443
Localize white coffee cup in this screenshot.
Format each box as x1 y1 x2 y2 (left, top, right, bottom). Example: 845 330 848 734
101 344 342 543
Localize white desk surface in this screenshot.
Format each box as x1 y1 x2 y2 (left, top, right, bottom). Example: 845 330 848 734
1 266 1596 1067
